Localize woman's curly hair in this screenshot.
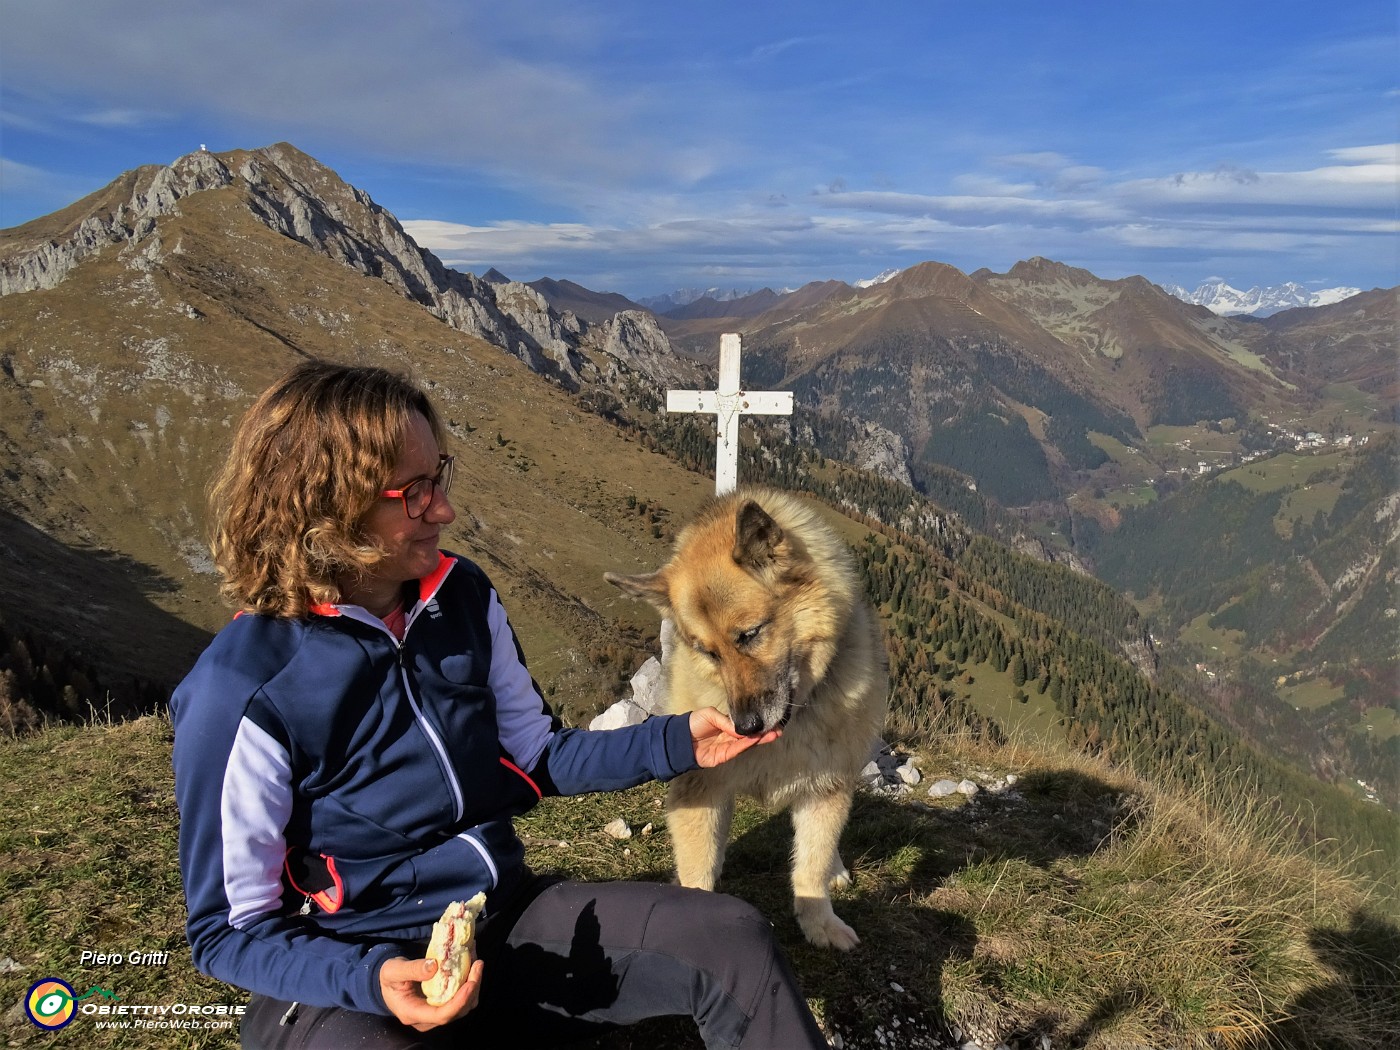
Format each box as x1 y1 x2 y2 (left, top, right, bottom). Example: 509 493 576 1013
210 360 445 618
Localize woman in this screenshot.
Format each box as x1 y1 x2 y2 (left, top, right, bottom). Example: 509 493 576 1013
171 361 828 1049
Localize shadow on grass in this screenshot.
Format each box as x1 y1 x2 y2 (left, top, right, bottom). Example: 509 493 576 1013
1234 908 1400 1050
565 767 1136 1049
0 508 212 726
1044 908 1400 1050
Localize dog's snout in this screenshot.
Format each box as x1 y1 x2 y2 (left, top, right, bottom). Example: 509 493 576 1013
732 710 767 737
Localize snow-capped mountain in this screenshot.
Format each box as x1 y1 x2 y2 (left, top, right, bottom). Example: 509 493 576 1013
854 267 903 289
1162 279 1362 317
637 286 768 311
643 272 902 310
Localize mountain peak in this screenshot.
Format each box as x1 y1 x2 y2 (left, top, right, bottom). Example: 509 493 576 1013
1004 257 1099 285
882 260 976 298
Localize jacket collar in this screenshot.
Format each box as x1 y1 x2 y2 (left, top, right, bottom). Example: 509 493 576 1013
309 552 456 633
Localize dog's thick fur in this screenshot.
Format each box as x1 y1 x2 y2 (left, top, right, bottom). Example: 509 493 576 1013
606 487 887 949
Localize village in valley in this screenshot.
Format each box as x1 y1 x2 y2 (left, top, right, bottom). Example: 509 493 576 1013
1156 421 1370 484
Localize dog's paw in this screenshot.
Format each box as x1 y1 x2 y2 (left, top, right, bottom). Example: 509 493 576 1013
827 864 851 891
796 899 860 951
803 914 860 952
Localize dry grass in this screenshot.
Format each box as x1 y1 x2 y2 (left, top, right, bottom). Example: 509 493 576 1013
1 716 1395 1050
0 717 238 1048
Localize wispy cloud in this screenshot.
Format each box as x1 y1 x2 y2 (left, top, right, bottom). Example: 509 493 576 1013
749 36 820 61
812 186 1125 224
0 155 59 192
0 155 102 210
405 140 1397 293
76 108 168 128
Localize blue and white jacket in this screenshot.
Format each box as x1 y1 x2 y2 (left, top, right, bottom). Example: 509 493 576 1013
171 551 696 1015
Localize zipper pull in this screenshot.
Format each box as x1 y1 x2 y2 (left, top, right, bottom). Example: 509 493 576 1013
299 895 313 916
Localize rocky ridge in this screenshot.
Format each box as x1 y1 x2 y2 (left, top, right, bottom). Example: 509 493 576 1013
0 144 696 393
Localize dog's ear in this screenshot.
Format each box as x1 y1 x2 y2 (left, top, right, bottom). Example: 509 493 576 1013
604 570 673 615
733 501 785 570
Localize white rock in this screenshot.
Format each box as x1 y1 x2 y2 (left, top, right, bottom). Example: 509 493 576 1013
589 698 648 731
896 762 922 786
628 656 668 715
604 818 632 840
957 779 980 797
889 981 904 993
929 779 960 797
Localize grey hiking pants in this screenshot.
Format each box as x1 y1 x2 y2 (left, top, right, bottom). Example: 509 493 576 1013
240 876 827 1050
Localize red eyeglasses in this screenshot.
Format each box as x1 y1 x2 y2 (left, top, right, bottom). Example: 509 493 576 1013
381 454 454 519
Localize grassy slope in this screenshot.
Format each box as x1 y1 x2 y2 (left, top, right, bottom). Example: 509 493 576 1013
2 717 1395 1050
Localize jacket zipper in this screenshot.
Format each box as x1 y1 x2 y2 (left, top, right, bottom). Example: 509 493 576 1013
397 644 465 823
318 560 467 825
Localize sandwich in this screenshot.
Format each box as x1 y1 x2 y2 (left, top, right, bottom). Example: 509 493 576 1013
421 893 486 1006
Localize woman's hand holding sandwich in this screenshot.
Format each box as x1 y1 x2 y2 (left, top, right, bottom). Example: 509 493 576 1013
379 955 484 1031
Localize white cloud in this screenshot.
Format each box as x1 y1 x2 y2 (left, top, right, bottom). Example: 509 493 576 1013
812 186 1124 224
406 219 602 260
0 155 99 208
77 108 167 128
1118 146 1399 209
0 155 57 193
989 153 1107 193
1327 143 1398 163
1109 224 1333 253
749 36 819 61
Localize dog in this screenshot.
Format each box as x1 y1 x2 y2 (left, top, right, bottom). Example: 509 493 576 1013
606 486 887 950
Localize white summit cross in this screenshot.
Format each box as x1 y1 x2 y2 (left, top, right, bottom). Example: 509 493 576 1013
666 333 793 495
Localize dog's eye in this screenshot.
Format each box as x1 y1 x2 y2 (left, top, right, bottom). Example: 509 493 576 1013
736 625 764 646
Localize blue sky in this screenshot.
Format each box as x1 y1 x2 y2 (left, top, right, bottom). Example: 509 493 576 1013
2 1 1395 300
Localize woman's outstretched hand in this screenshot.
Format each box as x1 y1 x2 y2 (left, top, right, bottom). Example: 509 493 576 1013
689 707 781 767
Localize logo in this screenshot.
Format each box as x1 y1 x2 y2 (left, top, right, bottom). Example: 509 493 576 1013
24 980 120 1030
25 979 78 1030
